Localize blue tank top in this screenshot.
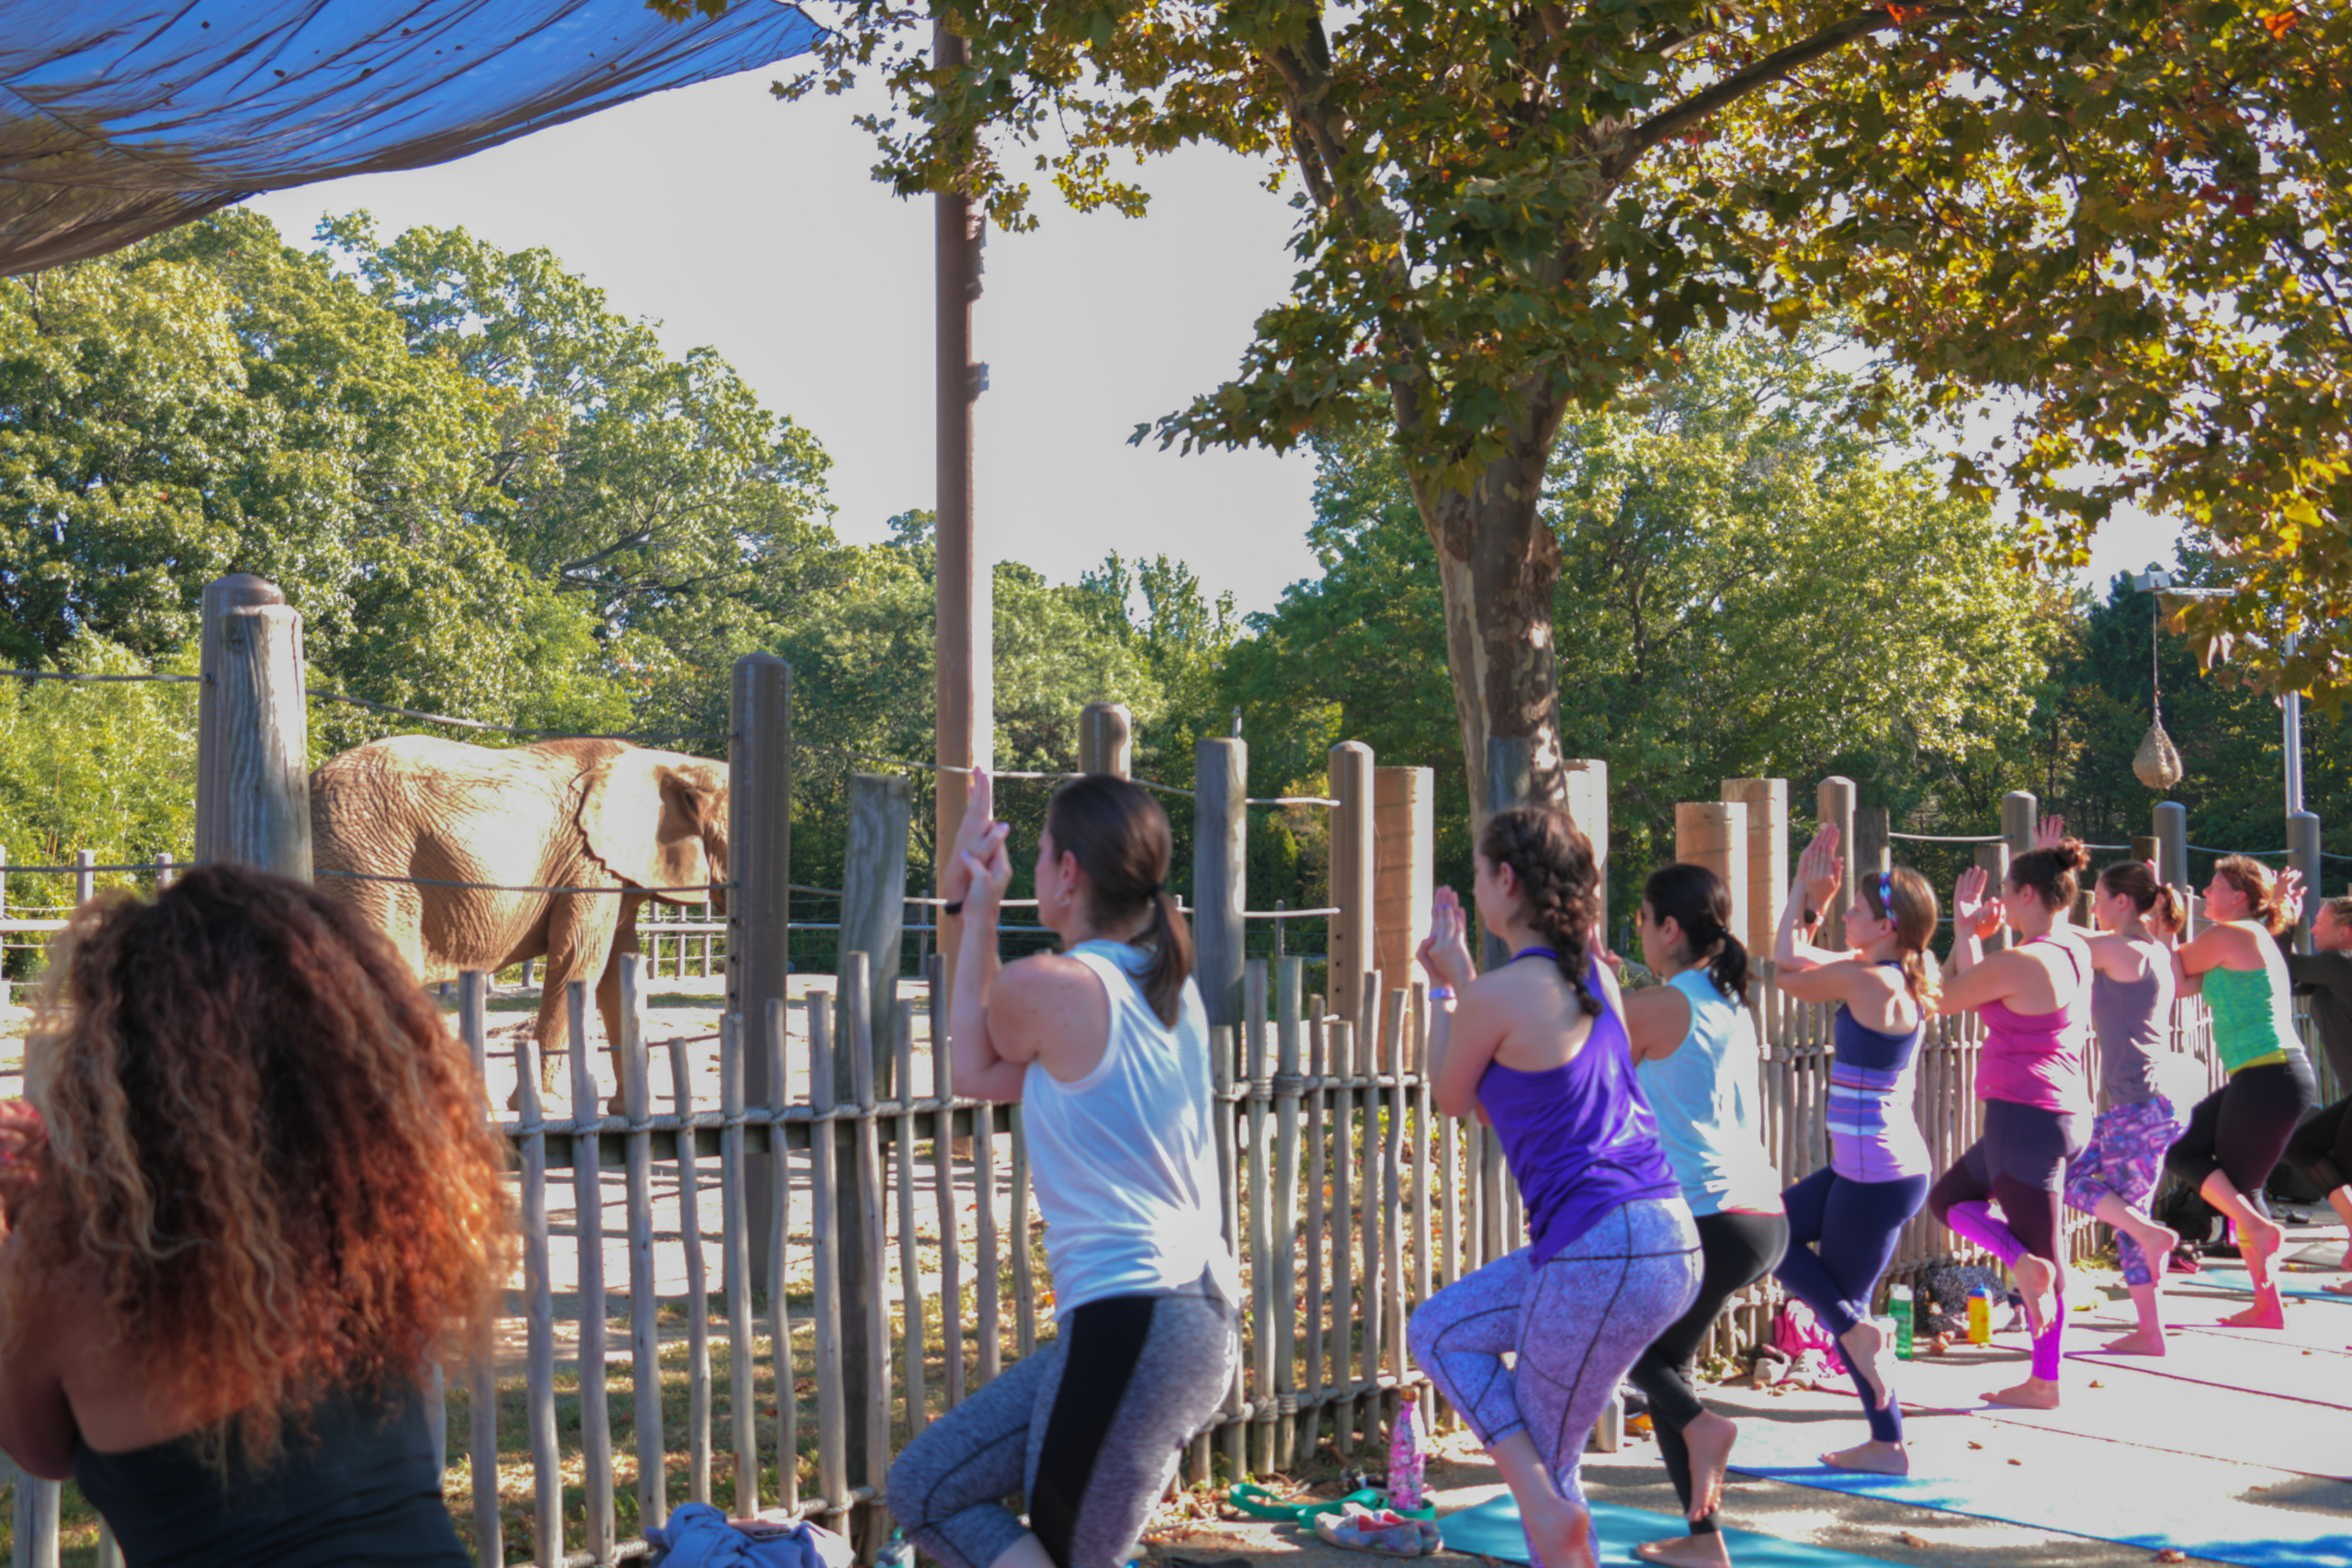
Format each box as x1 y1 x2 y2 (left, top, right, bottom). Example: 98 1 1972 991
1826 964 1932 1183
1477 959 1682 1261
1634 970 1782 1217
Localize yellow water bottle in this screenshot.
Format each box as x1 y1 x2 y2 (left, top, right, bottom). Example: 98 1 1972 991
1967 1284 1994 1345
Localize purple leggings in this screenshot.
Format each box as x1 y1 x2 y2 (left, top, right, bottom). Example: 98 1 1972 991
2063 1095 2186 1288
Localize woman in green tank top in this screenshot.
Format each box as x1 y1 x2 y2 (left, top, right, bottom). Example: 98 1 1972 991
2170 856 2319 1330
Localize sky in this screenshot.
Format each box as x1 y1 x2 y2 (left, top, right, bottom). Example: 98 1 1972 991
245 66 2180 621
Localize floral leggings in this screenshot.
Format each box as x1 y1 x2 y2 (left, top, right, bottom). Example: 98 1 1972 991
2063 1094 2187 1288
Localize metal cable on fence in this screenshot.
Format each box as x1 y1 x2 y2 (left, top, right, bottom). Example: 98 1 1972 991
2188 843 2352 863
1 669 201 684
313 868 731 896
1248 795 1340 808
1243 906 1340 919
1887 832 2007 844
308 686 732 744
803 741 1196 797
0 861 183 874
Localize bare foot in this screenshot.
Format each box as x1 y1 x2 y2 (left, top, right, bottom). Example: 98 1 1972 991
2220 1289 2286 1329
1679 1410 1739 1522
2127 1219 2181 1275
1519 1495 1597 1568
2101 1326 2168 1355
1821 1438 1909 1474
1983 1376 2061 1409
1839 1317 1895 1412
2236 1208 2287 1271
1634 1535 1734 1568
2324 1279 2352 1297
2338 1239 2352 1273
2011 1253 2056 1337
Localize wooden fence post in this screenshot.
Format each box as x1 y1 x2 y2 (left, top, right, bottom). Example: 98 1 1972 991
195 572 286 864
1675 802 1748 945
1564 759 1610 934
2003 791 2039 861
1815 777 1856 947
1722 778 1787 957
1853 806 1890 882
1080 702 1132 777
1974 840 2012 953
1330 742 1376 1025
729 652 791 1292
1374 767 1434 998
1484 738 1534 971
839 773 911 1095
2154 801 2191 937
206 602 311 881
2290 811 2323 951
1195 738 1248 1028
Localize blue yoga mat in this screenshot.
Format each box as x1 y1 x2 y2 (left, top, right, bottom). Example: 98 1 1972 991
1437 1491 1903 1567
1724 1416 2352 1568
2191 1265 2352 1303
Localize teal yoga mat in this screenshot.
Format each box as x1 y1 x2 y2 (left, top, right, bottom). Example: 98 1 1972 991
2190 1265 2352 1303
1724 1416 2352 1568
1437 1492 1901 1567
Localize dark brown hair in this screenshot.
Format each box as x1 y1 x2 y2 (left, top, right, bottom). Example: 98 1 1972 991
1642 863 1748 1002
2009 837 2092 911
1046 774 1193 1025
1479 807 1601 1015
1857 864 1940 1006
10 864 513 1469
2212 854 2293 936
2098 860 2188 936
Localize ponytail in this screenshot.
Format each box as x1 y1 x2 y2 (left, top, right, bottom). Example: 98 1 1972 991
1859 865 1940 1007
1640 863 1749 1002
2099 860 2188 936
1046 775 1193 1025
1479 807 1600 1017
2213 854 2292 937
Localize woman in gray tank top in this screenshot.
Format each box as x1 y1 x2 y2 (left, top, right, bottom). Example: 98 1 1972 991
2060 854 2192 1356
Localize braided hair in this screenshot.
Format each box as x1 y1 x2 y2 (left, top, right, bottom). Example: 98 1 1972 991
1478 806 1600 1017
1641 863 1749 1002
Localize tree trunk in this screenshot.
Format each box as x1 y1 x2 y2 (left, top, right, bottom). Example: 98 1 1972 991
1409 417 1566 831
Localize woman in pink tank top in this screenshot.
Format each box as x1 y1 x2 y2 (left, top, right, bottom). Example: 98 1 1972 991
1932 830 2096 1411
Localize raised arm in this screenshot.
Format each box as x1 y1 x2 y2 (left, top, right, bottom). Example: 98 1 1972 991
1775 827 1851 974
945 777 1027 1102
1623 982 1695 1064
1419 886 1505 1119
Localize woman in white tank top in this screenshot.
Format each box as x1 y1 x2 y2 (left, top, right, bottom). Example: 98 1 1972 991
888 770 1239 1568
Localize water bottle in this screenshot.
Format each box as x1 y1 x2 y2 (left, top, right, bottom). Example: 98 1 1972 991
1387 1388 1428 1511
877 1531 914 1568
1890 1284 1915 1360
1968 1284 1995 1345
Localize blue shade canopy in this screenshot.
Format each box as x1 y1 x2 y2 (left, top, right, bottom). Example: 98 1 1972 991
0 1 825 274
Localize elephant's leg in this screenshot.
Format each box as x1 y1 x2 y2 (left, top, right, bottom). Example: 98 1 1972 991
529 981 571 1102
542 900 622 1113
597 895 650 1113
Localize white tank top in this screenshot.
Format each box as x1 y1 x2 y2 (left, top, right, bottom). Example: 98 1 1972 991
1021 941 1241 1313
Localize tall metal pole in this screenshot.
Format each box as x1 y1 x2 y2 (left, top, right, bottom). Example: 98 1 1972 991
935 22 991 998
2286 627 2305 818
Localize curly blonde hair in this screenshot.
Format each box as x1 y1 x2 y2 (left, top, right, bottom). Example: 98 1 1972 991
7 864 512 1467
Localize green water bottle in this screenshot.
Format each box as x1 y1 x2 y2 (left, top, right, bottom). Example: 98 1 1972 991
1890 1284 1915 1360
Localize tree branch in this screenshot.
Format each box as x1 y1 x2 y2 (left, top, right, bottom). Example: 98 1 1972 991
1610 6 1967 175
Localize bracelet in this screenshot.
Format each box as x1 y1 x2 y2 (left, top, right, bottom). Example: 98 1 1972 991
1427 986 1456 1001
944 899 965 917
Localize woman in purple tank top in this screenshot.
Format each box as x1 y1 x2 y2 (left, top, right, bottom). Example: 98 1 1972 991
1408 807 1700 1568
1934 830 2096 1410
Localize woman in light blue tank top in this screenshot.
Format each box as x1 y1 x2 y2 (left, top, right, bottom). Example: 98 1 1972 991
1620 864 1788 1564
888 771 1239 1568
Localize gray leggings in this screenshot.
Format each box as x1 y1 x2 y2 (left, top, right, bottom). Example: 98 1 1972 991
888 1290 1237 1568
1409 1198 1699 1506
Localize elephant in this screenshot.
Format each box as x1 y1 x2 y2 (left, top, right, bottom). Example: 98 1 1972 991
311 735 729 1100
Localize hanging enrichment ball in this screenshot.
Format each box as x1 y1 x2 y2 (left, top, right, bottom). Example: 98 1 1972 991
2133 721 2184 791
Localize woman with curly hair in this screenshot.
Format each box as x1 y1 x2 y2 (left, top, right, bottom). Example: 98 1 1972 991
1935 834 2098 1410
2167 855 2318 1329
1769 828 1937 1474
1408 807 1700 1568
0 863 513 1566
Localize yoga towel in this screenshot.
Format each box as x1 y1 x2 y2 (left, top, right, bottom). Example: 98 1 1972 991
1436 1491 1914 1567
2190 1265 2352 1303
1726 1414 2352 1568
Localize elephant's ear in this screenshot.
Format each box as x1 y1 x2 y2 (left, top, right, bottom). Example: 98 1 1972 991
580 752 713 897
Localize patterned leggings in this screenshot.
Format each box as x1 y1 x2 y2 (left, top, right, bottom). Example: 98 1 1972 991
2063 1094 2187 1288
1408 1198 1699 1508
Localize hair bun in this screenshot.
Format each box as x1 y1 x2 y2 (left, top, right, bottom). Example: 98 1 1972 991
2060 837 2091 873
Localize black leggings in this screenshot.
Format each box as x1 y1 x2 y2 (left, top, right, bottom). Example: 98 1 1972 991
1627 1210 1788 1535
2168 1058 2320 1201
2288 1096 2352 1196
1929 1100 2084 1269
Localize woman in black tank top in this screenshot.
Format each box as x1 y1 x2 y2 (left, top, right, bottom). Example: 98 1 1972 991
0 864 511 1566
